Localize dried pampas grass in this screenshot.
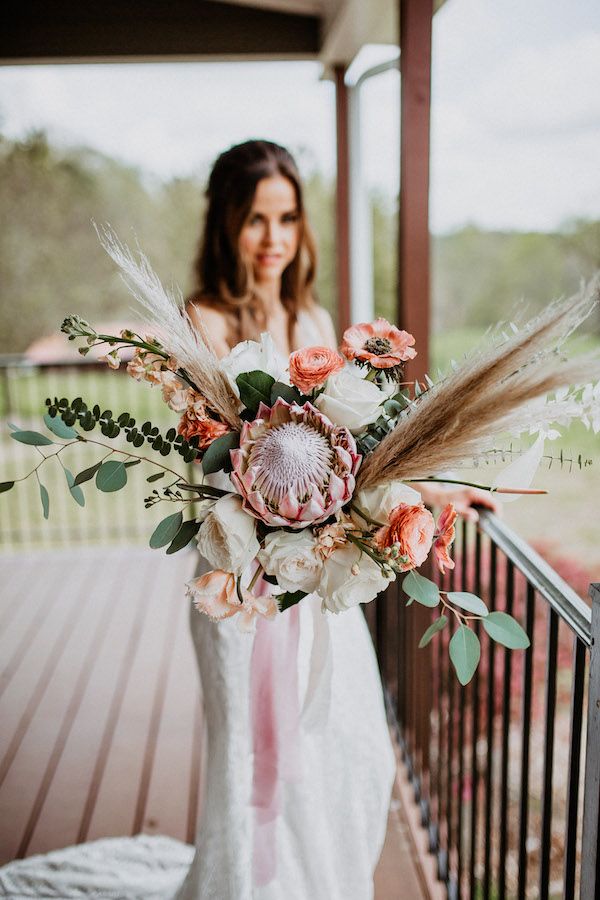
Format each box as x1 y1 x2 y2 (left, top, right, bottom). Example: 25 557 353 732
356 280 600 492
95 225 241 430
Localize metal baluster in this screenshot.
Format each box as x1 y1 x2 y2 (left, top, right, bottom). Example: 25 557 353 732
498 558 514 899
483 541 498 899
580 583 600 900
517 584 535 900
539 606 559 899
562 635 586 897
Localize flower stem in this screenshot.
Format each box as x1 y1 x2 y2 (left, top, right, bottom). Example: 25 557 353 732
350 503 385 528
405 476 547 495
247 564 264 592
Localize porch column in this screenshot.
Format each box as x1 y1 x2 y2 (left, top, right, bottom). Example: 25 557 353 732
398 0 433 381
334 64 352 336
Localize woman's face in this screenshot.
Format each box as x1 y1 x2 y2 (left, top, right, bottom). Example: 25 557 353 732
238 175 300 285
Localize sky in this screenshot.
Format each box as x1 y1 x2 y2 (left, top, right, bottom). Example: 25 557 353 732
0 0 598 233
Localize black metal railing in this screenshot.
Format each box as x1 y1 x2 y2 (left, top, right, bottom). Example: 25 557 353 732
366 511 599 899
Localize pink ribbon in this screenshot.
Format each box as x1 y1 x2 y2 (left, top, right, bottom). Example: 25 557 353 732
250 601 301 887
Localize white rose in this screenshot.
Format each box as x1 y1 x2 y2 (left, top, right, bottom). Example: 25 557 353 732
353 481 422 525
258 530 323 594
315 365 385 433
196 495 259 575
318 543 394 613
220 332 284 400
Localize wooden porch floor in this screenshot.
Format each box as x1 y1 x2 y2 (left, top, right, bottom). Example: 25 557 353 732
0 546 427 898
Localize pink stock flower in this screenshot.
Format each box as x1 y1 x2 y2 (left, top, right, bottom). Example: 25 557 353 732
288 346 345 394
186 570 239 621
230 398 361 529
433 503 457 574
98 351 121 370
374 502 435 571
341 318 416 369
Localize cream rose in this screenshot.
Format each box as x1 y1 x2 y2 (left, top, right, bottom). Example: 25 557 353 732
353 481 423 526
220 332 284 400
196 495 259 575
315 365 385 433
318 543 394 614
258 531 323 594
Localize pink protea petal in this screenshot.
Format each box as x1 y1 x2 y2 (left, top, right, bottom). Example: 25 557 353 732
328 471 346 502
279 489 301 520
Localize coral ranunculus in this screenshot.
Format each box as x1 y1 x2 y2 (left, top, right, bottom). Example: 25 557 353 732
289 346 345 394
374 502 435 571
433 503 458 574
230 398 361 529
178 409 230 450
341 318 416 369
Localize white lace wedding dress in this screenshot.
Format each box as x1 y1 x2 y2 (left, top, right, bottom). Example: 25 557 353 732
0 311 396 900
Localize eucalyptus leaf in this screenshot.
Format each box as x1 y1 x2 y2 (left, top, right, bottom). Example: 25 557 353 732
74 461 102 486
449 624 481 685
202 430 240 475
418 615 448 648
96 460 127 492
10 430 54 446
64 468 85 507
0 481 15 493
166 519 201 555
124 459 141 468
236 371 275 414
482 611 530 649
147 471 166 483
446 591 489 617
7 422 20 431
277 590 307 612
39 483 50 519
403 570 440 607
149 511 183 549
44 413 78 439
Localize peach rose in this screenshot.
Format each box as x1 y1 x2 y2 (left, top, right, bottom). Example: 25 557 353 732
288 346 345 394
433 503 457 574
186 570 239 621
374 502 435 571
341 318 416 369
178 409 230 451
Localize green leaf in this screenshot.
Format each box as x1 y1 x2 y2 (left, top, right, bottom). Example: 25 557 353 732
10 430 54 446
449 624 481 685
64 468 85 507
446 591 489 617
39 483 50 519
201 430 240 475
43 413 78 439
7 422 20 431
277 590 307 612
147 471 166 483
124 459 141 468
95 460 127 492
270 381 302 405
149 511 183 549
236 371 275 414
418 615 448 648
403 570 441 607
166 519 201 554
0 481 15 493
482 611 530 649
73 461 102 486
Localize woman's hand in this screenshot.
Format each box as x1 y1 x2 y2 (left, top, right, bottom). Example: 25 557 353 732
417 482 502 523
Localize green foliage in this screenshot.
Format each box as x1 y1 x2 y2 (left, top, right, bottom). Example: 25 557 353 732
418 615 448 648
402 570 441 607
39 483 49 519
277 590 307 611
236 371 275 415
201 430 240 475
446 591 489 617
96 460 127 492
10 430 54 446
482 611 530 649
449 624 481 685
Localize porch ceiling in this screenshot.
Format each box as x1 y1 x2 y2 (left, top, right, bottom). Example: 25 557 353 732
1 0 446 68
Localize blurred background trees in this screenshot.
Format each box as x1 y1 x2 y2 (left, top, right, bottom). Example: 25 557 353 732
1 127 598 357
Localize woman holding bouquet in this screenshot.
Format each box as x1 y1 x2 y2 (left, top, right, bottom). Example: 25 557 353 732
174 139 496 900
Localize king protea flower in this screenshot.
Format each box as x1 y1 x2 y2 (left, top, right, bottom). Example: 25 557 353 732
230 398 361 528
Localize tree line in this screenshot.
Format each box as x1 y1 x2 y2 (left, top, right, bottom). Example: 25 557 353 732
1 129 598 355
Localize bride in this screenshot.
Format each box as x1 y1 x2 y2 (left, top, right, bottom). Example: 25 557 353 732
0 139 494 900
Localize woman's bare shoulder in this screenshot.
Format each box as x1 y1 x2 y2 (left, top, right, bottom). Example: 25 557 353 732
185 296 231 357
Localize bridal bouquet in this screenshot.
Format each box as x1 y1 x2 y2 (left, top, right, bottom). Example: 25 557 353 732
4 230 600 684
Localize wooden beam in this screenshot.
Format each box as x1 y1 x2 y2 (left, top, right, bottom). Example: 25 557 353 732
334 64 352 336
0 0 320 63
398 0 432 382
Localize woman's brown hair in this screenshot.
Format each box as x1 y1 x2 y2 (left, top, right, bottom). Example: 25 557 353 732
188 140 318 349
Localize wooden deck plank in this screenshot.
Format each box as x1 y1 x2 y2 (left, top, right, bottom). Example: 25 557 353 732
25 555 150 856
85 550 195 842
